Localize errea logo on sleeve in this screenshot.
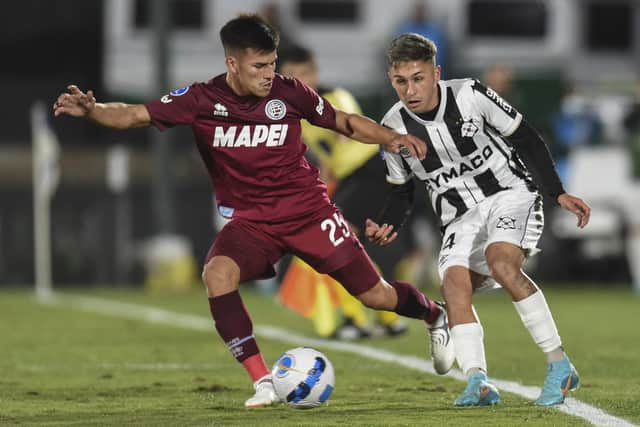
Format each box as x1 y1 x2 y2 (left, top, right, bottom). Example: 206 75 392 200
213 103 229 117
315 96 324 115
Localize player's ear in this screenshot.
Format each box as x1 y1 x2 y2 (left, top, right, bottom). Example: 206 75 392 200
434 64 441 83
225 56 238 74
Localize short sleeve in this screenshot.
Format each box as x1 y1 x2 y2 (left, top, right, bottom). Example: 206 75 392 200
383 149 412 185
144 84 200 131
471 80 522 137
380 105 412 184
290 78 338 131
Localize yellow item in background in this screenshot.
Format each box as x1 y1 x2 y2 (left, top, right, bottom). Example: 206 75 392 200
301 88 379 180
278 256 403 337
141 235 199 294
279 256 372 337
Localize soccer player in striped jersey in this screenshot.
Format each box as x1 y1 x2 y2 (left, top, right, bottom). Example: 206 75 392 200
367 33 591 407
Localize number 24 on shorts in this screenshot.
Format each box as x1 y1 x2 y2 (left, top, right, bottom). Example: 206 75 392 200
321 212 351 247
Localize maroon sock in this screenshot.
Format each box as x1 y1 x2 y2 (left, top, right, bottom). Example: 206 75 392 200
208 291 261 364
390 281 440 324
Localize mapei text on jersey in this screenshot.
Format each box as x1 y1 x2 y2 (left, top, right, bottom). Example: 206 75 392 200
212 124 289 147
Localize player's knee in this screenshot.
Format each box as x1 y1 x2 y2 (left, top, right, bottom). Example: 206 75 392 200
202 256 240 297
441 268 473 306
487 258 520 287
357 282 393 310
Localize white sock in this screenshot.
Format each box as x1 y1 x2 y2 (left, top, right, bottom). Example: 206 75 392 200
627 235 640 295
513 291 563 360
450 322 487 377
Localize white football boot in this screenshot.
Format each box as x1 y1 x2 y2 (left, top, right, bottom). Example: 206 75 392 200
428 302 456 374
244 376 280 408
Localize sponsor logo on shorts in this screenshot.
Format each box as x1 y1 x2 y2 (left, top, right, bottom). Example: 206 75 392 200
218 205 235 218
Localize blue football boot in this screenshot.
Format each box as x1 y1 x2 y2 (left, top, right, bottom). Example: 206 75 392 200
454 371 501 406
535 357 580 406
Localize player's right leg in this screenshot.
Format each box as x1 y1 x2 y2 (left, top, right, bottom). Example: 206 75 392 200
203 219 284 408
442 266 500 406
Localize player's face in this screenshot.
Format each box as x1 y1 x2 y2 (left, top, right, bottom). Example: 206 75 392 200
279 61 319 90
388 60 441 113
226 48 277 97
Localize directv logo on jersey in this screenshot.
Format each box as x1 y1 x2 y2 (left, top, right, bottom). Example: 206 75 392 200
485 88 513 114
212 124 289 147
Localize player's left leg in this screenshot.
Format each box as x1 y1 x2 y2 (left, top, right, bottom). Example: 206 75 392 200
485 242 579 405
327 251 455 374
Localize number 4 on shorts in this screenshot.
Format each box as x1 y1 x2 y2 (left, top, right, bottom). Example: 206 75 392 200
443 233 456 250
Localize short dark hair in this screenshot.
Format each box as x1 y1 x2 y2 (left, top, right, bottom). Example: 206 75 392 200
276 44 315 71
386 33 437 68
220 14 279 53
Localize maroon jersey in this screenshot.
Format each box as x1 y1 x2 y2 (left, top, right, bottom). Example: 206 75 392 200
145 74 338 223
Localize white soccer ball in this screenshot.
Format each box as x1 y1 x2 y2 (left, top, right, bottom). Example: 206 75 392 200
271 347 335 409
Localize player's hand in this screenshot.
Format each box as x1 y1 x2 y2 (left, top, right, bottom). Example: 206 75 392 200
53 85 96 118
364 219 398 246
388 134 426 160
558 193 591 228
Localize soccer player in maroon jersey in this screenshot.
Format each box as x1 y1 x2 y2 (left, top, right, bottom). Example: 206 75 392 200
53 14 454 407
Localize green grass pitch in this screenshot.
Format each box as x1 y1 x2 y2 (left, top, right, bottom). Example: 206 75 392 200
0 285 638 426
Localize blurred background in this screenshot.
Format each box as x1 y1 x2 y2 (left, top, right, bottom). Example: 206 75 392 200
2 0 639 294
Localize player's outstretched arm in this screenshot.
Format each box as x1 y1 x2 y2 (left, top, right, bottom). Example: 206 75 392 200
558 193 591 229
53 85 150 130
334 110 426 159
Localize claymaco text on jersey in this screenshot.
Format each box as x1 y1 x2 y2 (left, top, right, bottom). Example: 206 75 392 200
427 144 495 189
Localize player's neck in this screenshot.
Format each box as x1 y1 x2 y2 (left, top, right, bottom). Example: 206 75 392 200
225 73 252 97
426 83 441 112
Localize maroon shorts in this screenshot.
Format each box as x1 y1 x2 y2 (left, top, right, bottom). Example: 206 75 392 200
206 203 380 295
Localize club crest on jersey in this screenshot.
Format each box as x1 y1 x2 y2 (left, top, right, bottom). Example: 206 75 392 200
170 86 189 96
265 99 287 120
460 119 479 138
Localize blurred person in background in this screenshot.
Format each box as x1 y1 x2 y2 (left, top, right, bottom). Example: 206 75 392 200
367 33 591 407
259 2 295 52
53 14 455 408
481 63 523 108
396 1 449 77
551 84 602 183
277 44 410 339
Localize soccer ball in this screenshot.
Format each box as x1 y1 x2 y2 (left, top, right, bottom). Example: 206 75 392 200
271 347 335 409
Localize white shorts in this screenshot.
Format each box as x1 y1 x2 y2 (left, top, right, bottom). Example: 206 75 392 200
437 187 544 292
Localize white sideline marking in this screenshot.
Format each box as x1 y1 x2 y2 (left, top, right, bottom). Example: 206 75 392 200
40 293 636 427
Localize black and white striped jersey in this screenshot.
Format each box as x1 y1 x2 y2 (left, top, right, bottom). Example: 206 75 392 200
381 78 537 228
